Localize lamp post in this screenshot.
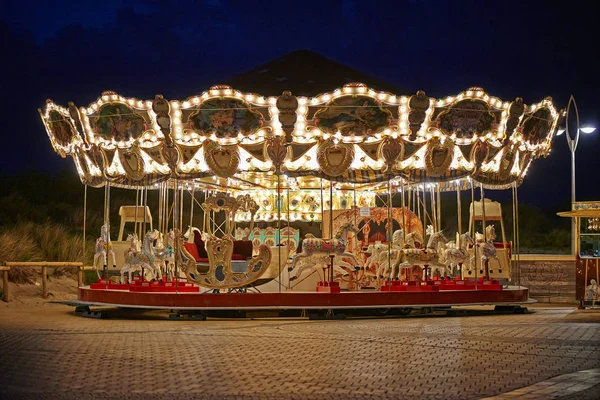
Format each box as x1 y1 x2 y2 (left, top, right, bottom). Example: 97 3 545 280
556 95 596 254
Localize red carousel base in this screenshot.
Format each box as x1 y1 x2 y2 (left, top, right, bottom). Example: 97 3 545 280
90 277 199 293
380 278 503 292
316 281 341 293
78 283 529 310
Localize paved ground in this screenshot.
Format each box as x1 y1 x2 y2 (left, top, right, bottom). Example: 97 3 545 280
0 303 599 399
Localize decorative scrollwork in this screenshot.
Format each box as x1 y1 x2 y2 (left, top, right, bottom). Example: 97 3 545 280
265 135 288 174
425 138 454 177
316 140 354 177
203 140 240 178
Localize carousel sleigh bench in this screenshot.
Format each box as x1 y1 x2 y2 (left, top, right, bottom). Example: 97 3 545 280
184 229 254 273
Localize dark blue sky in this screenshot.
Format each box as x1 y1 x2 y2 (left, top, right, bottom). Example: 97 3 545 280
1 0 598 209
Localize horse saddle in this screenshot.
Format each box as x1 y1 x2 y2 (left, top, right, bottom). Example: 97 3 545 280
319 240 334 252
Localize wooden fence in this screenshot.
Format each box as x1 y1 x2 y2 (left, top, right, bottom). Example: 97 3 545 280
1 262 95 302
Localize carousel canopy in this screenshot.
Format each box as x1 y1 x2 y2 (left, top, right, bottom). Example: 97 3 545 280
39 56 562 193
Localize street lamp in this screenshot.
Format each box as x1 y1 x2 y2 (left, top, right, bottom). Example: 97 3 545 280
555 95 596 254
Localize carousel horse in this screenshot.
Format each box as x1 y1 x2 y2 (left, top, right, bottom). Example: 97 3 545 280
93 223 116 279
155 230 176 280
289 222 360 273
120 230 160 284
404 230 424 249
439 232 474 277
289 254 356 282
364 243 386 274
475 225 497 244
375 229 406 280
422 226 449 277
471 225 499 274
398 226 448 279
173 228 197 280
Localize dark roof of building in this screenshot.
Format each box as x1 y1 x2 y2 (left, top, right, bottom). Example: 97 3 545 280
223 50 409 97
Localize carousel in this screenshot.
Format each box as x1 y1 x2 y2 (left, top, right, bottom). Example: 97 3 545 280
39 82 561 314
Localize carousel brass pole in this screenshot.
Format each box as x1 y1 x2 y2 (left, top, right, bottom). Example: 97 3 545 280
456 185 462 236
179 186 184 234
471 180 477 288
515 184 521 288
278 174 282 293
430 185 437 233
400 181 407 281
413 186 417 216
387 179 392 285
159 184 163 234
157 186 162 236
104 183 111 289
401 181 407 243
416 185 421 226
437 184 442 232
143 187 148 236
422 184 428 243
189 185 195 232
592 258 600 292
286 184 290 292
480 184 487 280
511 183 517 286
320 179 324 234
174 180 179 293
203 190 208 233
82 184 87 286
135 189 140 239
329 180 334 282
353 183 357 228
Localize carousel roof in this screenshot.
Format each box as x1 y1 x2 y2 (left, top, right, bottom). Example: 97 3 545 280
39 66 562 193
225 50 408 97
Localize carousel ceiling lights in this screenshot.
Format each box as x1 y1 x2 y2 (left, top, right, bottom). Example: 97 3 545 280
39 83 562 191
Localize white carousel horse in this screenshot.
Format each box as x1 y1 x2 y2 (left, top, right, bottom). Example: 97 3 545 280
471 225 499 274
93 223 116 279
120 230 159 284
364 243 386 273
439 232 474 276
475 224 496 243
120 233 144 282
422 226 449 277
289 222 360 272
404 230 424 249
155 230 176 280
398 226 448 279
289 254 356 282
374 229 406 280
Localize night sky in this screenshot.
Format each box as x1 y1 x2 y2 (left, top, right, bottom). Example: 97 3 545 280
1 0 598 210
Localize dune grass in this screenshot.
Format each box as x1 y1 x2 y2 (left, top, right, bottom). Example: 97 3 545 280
0 221 95 283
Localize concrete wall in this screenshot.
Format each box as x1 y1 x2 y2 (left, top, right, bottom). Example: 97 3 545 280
516 255 576 304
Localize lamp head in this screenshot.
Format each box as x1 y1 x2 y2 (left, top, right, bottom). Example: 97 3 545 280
580 126 596 134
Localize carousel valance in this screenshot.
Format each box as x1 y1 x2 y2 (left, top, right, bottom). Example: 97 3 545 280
39 83 561 191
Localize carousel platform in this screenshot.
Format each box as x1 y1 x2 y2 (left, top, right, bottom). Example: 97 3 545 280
77 283 529 310
90 277 200 293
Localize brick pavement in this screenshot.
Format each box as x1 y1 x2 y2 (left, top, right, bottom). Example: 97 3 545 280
0 304 599 399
